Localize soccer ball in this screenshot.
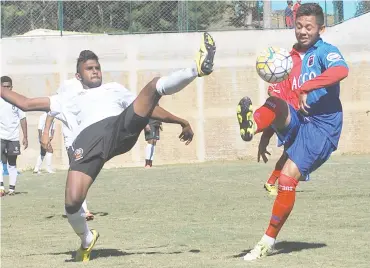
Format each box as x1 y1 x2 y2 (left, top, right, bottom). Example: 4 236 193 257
256 47 293 83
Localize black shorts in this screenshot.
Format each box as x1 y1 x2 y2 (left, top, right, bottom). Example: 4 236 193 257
144 124 160 141
1 139 21 162
69 104 148 180
66 147 73 164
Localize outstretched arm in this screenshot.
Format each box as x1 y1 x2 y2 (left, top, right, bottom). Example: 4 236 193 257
150 106 193 145
151 105 188 126
1 86 50 112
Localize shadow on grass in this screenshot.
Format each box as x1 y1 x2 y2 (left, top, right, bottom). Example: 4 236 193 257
2 191 28 196
48 248 200 262
232 241 327 258
45 211 109 219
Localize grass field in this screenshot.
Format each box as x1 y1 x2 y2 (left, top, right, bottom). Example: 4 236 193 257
1 155 369 268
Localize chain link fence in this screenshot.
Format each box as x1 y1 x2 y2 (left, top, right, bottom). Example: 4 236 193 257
1 1 370 37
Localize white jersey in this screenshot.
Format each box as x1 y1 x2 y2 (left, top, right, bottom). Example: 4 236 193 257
38 113 56 136
49 82 136 146
0 98 26 141
53 78 84 148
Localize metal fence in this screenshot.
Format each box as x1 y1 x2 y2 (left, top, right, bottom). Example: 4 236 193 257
1 1 370 37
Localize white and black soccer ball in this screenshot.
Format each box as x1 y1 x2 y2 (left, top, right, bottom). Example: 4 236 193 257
256 47 293 83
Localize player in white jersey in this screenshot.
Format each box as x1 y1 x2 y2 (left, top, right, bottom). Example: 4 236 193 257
41 78 94 221
0 76 28 196
33 112 56 174
0 32 216 262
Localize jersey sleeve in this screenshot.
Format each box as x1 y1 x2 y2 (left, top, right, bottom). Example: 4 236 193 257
319 45 348 70
48 95 62 117
17 109 26 120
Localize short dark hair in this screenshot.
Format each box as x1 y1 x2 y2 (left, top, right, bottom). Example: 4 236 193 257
296 3 325 26
76 50 99 73
1 76 12 85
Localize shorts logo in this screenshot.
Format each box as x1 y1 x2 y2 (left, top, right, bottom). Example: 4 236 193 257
307 55 315 67
74 148 84 161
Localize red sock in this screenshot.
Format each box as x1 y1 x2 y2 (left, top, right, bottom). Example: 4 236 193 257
253 106 276 133
267 169 281 185
265 174 298 238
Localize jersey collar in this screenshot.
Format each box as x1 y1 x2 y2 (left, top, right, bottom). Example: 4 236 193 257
312 38 323 48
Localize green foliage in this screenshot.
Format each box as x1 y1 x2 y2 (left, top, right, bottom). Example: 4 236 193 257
1 1 369 37
355 0 370 17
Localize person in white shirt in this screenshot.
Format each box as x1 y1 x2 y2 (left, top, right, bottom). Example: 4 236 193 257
0 76 28 196
42 78 94 221
33 112 56 174
0 32 215 262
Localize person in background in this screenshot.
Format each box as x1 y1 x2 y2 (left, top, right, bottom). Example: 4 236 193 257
33 112 56 174
285 1 294 29
144 119 163 168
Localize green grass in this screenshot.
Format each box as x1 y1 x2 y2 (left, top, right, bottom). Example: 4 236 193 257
1 155 369 268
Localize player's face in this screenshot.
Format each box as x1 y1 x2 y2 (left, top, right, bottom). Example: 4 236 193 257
295 15 325 49
1 82 12 91
77 59 102 89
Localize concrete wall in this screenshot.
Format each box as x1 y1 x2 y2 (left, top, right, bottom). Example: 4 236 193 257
1 13 369 171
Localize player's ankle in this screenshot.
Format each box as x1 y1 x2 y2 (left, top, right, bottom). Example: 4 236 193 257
262 234 276 246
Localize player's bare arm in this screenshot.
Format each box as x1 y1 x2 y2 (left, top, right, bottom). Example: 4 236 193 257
50 128 55 141
0 85 50 112
20 117 28 149
258 127 275 163
151 105 193 145
41 115 55 150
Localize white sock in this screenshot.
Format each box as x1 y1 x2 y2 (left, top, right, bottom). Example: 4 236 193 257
262 234 276 246
8 165 17 192
34 155 44 172
67 207 93 248
82 199 88 212
0 162 4 190
45 152 53 170
145 144 155 161
155 64 198 95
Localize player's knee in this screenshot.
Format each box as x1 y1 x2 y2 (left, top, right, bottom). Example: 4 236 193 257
7 156 17 166
65 191 85 214
278 174 298 192
65 200 83 214
265 96 287 111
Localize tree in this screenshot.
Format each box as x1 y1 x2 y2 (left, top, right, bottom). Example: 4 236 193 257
1 1 58 37
355 1 370 16
228 1 263 29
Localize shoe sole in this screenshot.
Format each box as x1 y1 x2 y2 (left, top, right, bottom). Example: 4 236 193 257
264 184 278 196
237 96 254 141
199 32 216 76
